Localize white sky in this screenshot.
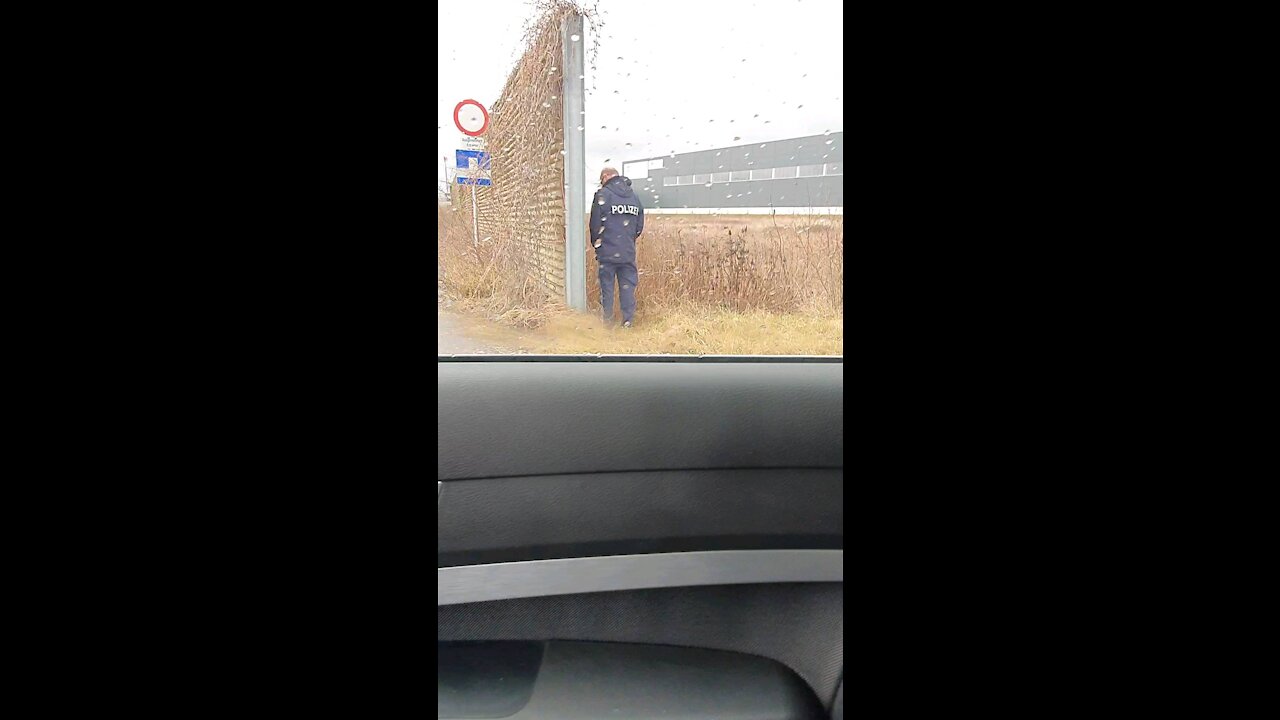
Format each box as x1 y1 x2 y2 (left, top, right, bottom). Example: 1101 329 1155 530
438 0 843 207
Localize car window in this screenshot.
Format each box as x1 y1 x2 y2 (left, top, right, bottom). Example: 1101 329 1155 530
438 0 843 356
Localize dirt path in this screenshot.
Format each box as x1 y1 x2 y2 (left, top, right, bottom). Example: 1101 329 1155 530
438 310 501 354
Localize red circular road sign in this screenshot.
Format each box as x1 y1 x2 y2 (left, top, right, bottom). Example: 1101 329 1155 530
454 99 489 137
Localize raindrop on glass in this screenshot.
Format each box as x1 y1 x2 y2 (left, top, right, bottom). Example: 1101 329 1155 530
571 34 580 41
733 136 741 141
542 102 551 107
824 129 831 136
626 142 632 147
760 144 767 148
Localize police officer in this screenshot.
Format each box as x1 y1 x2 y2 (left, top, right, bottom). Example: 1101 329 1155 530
589 167 644 327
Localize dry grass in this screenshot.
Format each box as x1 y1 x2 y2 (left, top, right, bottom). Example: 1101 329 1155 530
527 305 842 355
439 304 842 355
438 203 561 328
439 204 843 329
585 213 843 318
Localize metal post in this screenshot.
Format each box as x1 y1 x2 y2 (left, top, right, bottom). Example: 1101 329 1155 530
470 182 479 247
561 12 587 311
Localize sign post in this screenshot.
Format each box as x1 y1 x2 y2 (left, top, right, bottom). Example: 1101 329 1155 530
453 100 491 249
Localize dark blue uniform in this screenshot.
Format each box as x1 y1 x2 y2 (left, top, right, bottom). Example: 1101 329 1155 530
589 175 644 324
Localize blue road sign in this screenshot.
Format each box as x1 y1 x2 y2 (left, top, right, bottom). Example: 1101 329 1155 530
455 150 492 186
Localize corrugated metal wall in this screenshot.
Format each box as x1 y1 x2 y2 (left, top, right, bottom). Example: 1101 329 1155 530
623 132 844 211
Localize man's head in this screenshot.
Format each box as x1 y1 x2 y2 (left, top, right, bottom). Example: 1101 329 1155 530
599 167 618 186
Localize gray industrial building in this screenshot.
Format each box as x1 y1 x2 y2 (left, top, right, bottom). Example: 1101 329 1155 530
620 132 842 214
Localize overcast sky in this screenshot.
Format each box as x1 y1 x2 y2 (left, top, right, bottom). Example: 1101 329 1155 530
438 0 843 206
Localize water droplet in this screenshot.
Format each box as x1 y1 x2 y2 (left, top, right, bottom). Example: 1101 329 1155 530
551 95 557 100
716 152 721 156
824 129 832 136
705 183 712 187
797 104 803 109
733 136 741 141
625 142 632 147
577 126 584 131
760 144 767 148
542 102 551 107
598 198 605 204
550 66 557 71
571 34 580 41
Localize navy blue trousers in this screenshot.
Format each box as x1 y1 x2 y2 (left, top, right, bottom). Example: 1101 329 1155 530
598 261 638 323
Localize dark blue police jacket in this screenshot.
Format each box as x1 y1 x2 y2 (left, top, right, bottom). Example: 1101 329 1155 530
590 175 644 264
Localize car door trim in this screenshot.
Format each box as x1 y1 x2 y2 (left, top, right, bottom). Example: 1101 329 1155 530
437 549 843 606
